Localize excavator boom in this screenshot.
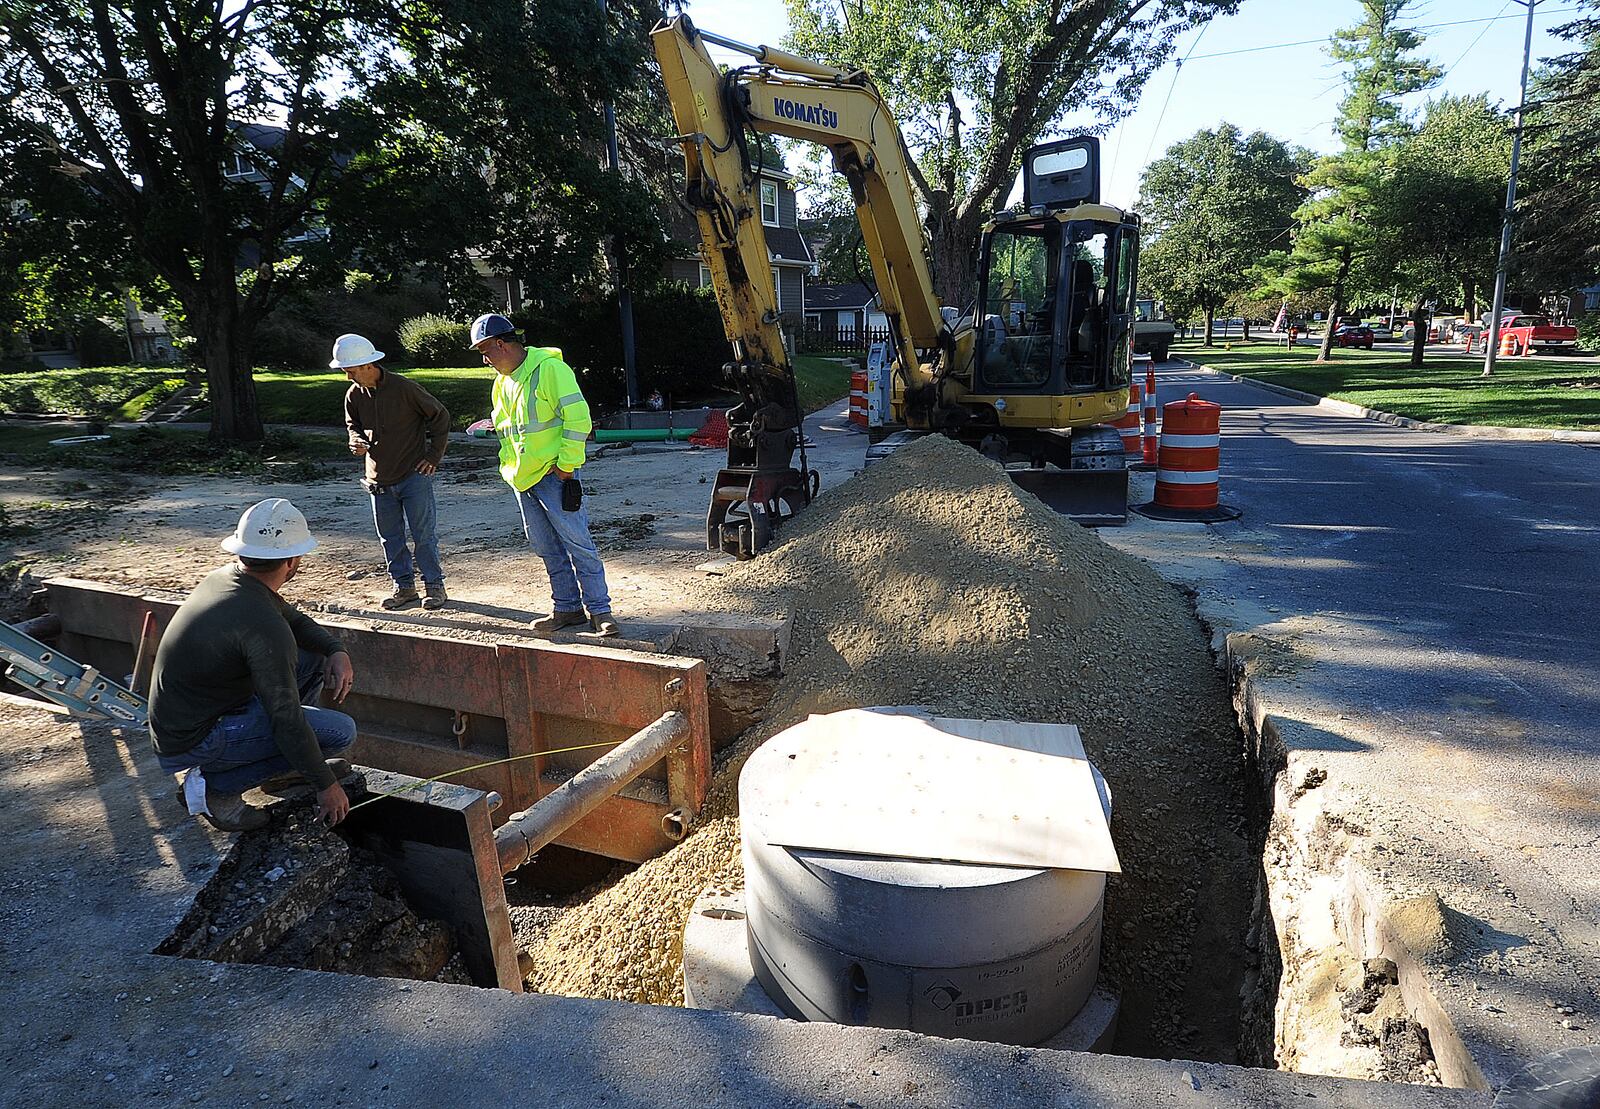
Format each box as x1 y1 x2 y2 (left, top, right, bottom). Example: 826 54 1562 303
653 17 1140 556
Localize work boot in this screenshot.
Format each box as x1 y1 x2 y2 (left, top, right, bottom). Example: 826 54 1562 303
258 758 354 794
589 612 620 638
381 585 420 611
530 610 587 635
199 791 270 833
422 582 449 611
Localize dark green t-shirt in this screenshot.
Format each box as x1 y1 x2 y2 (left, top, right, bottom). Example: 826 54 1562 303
148 565 345 789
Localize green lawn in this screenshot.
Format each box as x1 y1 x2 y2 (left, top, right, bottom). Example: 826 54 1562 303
2 357 852 433
0 365 191 421
792 354 855 413
253 366 494 430
1174 339 1600 432
0 424 349 480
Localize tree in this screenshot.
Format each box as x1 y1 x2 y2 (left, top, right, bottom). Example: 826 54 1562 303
0 0 667 441
785 0 1241 308
1370 96 1510 366
1256 0 1440 361
1137 125 1308 345
1519 6 1600 301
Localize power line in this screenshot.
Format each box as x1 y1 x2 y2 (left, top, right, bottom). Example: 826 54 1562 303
1183 7 1580 62
1128 22 1212 186
1442 0 1515 79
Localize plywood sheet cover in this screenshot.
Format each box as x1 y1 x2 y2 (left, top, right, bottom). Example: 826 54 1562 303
754 710 1120 873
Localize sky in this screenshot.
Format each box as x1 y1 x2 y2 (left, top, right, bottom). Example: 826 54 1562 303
682 0 1579 209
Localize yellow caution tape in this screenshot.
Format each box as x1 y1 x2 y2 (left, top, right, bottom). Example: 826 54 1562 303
344 737 628 814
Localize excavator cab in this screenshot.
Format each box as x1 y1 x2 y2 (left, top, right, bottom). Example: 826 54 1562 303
976 216 1137 399
963 137 1140 524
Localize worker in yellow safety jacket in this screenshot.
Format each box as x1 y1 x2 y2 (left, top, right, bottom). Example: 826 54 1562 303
471 313 618 637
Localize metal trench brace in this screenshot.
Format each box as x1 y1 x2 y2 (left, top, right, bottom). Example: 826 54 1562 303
495 708 692 875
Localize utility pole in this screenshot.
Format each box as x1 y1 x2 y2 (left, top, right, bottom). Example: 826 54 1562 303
599 0 638 407
1483 0 1540 378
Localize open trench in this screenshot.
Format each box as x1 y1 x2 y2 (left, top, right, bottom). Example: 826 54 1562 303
145 593 1456 1093
18 525 1458 1091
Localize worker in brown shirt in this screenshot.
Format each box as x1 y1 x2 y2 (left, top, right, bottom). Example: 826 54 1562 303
332 333 452 610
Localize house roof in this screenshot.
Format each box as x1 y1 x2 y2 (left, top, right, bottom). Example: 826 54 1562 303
766 226 814 265
806 283 877 311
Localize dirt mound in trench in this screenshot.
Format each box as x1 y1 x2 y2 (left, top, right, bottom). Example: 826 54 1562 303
524 435 1253 1059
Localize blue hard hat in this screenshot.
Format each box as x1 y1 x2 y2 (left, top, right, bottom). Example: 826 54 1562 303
469 313 517 347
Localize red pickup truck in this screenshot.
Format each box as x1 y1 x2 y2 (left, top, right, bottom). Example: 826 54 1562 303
1493 315 1578 355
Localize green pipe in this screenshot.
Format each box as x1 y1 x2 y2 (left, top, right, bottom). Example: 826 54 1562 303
593 427 699 443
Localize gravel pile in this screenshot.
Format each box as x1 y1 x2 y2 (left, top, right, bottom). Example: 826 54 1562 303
524 435 1253 1059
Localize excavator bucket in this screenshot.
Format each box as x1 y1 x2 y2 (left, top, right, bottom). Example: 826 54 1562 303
1007 467 1128 527
866 429 1128 527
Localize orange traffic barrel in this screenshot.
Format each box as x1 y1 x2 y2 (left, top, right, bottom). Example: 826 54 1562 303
1498 330 1519 358
849 370 868 428
1140 359 1159 469
1112 382 1141 456
1133 393 1241 522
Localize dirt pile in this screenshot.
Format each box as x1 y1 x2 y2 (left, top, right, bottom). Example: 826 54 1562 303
524 435 1255 1059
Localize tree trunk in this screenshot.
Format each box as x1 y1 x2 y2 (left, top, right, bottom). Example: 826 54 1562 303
1318 295 1343 362
927 203 983 312
1318 245 1354 363
1203 307 1216 347
1462 278 1477 323
192 286 264 442
1410 303 1427 368
1242 316 1252 341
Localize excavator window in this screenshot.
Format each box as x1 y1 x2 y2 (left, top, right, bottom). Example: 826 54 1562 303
1063 230 1110 389
980 222 1060 388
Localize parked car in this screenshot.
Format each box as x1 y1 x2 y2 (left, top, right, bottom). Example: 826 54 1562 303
1331 325 1375 350
1496 314 1578 355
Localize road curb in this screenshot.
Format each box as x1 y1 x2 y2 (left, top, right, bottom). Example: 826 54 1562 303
1228 652 1490 1091
1171 359 1600 445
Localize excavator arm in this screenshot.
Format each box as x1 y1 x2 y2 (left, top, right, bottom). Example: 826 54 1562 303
652 16 953 557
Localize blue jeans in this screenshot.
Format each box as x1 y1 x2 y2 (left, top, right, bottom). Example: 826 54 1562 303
515 470 611 615
371 470 443 588
156 650 357 795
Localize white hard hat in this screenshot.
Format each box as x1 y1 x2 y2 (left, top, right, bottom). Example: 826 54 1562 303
220 498 318 559
329 333 384 370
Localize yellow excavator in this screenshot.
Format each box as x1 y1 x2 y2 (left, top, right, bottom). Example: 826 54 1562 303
653 16 1141 558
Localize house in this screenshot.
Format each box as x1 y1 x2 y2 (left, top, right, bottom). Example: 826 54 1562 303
223 123 333 252
803 283 888 343
665 163 816 331
125 299 176 363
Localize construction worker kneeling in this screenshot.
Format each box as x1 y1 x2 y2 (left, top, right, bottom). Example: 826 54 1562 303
148 499 359 832
471 313 619 638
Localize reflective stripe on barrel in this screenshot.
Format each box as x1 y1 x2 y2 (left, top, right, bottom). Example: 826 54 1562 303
1155 392 1223 510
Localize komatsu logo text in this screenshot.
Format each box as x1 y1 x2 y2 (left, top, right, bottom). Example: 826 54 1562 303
773 97 838 129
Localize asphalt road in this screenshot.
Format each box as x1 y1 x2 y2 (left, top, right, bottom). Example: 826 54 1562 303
1114 363 1600 1009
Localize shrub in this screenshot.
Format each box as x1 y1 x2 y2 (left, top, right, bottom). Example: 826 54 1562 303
514 283 731 412
76 318 128 367
252 276 453 371
399 313 476 366
1579 314 1599 354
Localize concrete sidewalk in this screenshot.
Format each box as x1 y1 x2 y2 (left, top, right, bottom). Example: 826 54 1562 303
1104 363 1600 1088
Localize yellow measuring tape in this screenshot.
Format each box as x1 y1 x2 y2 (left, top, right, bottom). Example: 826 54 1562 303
344 737 628 814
